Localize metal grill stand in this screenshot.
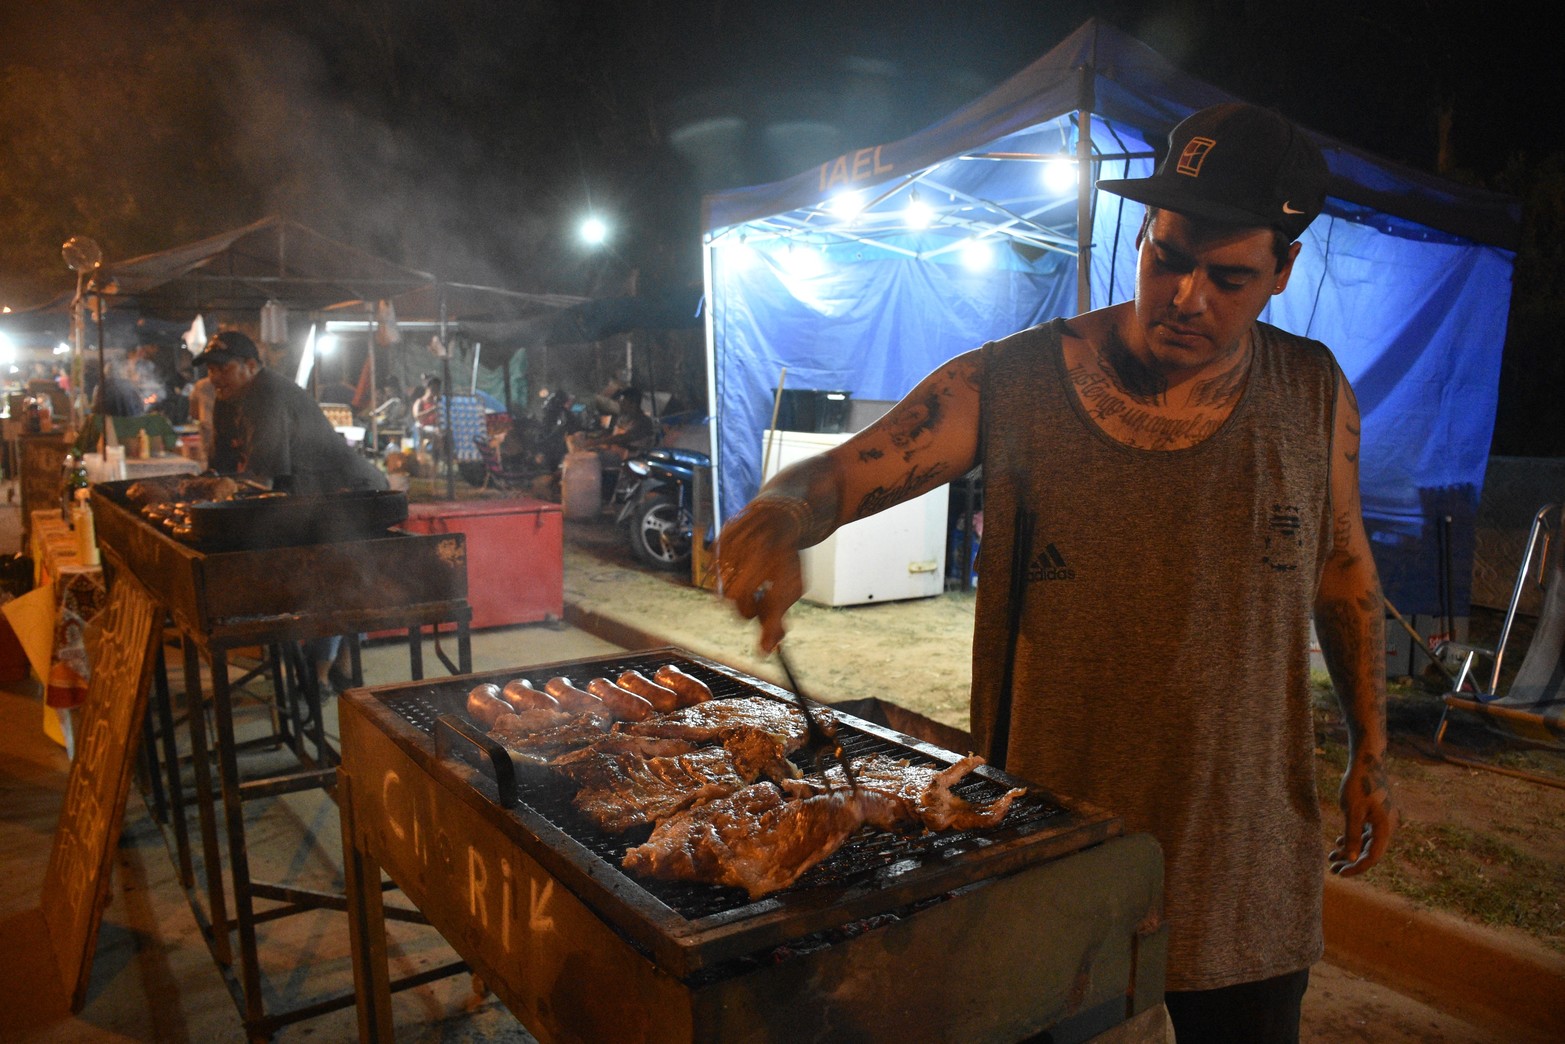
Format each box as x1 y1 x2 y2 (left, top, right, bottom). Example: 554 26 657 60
91 487 475 1041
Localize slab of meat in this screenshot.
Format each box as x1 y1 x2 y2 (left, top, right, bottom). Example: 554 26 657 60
558 746 751 834
615 693 815 777
621 782 908 899
488 710 612 764
785 754 1027 831
616 695 811 751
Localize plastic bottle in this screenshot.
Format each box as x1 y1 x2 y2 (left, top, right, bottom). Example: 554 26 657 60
135 428 151 460
73 489 99 566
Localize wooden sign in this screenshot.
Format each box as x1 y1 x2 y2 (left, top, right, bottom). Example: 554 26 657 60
40 568 162 1011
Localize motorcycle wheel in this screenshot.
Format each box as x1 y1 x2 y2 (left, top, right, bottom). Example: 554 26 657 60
626 492 692 570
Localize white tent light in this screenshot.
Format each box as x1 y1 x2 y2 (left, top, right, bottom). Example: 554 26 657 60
960 239 994 272
317 333 339 356
904 194 934 230
780 243 826 279
580 215 608 246
827 189 864 219
719 235 759 272
55 341 72 355
1043 158 1078 195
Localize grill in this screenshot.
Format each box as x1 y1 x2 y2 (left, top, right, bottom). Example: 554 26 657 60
339 648 1168 1043
383 649 1074 925
91 479 474 1039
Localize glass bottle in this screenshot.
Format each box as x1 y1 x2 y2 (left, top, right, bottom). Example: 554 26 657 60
62 452 90 523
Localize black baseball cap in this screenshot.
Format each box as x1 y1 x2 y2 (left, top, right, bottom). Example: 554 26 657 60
1097 103 1328 240
192 330 261 368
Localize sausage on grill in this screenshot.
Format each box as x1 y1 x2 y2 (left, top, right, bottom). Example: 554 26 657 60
587 677 657 722
501 678 561 714
616 669 681 713
466 683 517 728
545 676 606 714
653 664 714 707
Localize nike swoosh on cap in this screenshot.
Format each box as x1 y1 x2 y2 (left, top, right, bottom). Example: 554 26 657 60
1281 202 1305 214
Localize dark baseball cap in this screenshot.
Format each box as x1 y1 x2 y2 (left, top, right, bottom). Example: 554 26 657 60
192 330 261 367
1097 103 1328 240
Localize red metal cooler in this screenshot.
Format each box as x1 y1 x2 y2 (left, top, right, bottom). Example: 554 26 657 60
399 498 563 628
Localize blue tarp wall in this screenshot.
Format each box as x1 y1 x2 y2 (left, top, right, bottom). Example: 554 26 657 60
702 19 1520 615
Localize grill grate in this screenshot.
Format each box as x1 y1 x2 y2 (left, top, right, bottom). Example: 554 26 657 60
379 650 1070 921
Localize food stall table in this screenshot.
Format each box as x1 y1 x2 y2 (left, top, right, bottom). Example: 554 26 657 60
90 483 475 1041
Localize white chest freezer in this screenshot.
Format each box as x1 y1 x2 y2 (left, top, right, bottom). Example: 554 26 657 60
761 429 947 607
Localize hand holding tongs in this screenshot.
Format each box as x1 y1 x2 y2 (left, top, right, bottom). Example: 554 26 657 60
774 642 858 790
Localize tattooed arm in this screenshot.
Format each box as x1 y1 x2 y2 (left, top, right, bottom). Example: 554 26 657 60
717 351 984 650
1313 372 1397 876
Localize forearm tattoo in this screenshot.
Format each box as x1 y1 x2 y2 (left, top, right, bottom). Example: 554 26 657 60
1317 589 1388 741
857 463 948 517
1331 510 1356 560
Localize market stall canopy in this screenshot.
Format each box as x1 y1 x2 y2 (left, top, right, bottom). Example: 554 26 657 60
367 283 704 354
95 215 436 316
701 17 1521 616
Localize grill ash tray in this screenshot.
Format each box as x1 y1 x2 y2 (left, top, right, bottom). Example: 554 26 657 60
362 648 1120 957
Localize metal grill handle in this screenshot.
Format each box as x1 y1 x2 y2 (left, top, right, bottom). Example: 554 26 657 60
434 714 518 807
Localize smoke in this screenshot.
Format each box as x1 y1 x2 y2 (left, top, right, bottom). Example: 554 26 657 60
206 3 586 295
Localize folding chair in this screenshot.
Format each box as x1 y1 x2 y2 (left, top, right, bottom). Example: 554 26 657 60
471 436 532 491
1435 502 1565 787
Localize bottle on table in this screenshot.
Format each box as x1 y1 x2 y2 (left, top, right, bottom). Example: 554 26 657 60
62 452 90 523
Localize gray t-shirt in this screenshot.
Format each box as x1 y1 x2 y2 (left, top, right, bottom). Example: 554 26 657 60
215 366 387 495
972 318 1341 991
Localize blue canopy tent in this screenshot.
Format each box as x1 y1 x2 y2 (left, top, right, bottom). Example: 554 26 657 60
701 18 1520 616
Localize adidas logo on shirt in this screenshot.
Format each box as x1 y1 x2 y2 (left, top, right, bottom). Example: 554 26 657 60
1028 542 1076 581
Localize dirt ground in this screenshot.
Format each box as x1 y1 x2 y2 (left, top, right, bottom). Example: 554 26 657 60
563 516 1565 958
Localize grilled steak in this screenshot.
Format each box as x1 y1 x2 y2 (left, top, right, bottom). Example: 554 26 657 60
489 710 613 763
615 694 814 778
559 746 751 834
616 695 811 750
621 781 908 899
786 754 1026 831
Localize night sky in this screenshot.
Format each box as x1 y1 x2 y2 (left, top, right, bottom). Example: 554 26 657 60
0 1 1555 302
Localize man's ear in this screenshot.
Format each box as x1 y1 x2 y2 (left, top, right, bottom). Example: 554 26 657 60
1273 241 1303 295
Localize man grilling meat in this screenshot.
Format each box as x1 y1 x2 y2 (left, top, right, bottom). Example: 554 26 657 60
194 330 387 496
194 329 387 694
716 103 1395 1043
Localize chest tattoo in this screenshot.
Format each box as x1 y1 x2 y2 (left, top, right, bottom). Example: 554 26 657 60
1100 329 1167 404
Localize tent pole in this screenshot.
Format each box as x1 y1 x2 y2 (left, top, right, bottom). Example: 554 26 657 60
367 301 378 456
1075 105 1093 313
440 286 455 501
701 235 722 535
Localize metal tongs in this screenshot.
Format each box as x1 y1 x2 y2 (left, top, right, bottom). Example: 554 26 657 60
774 642 858 790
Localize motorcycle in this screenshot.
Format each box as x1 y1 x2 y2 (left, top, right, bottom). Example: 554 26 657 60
612 446 711 570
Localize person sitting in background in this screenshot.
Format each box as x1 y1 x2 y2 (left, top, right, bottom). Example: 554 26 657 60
413 376 442 427
568 386 656 464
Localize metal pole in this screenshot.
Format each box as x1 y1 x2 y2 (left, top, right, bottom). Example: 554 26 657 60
1075 105 1093 313
440 287 454 502
367 303 379 455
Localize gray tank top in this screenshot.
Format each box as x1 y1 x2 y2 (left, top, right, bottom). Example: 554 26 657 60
973 317 1341 990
